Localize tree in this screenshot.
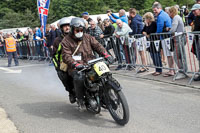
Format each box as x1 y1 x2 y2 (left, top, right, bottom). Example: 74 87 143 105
103 0 119 12
0 0 196 29
159 0 176 8
20 9 40 28
0 12 22 29
0 9 39 29
66 0 105 16
0 8 14 18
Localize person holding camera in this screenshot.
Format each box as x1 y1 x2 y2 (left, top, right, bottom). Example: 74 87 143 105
107 9 128 24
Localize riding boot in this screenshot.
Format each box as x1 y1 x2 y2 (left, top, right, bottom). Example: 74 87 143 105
73 71 85 109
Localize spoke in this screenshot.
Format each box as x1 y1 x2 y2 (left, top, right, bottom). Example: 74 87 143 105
107 87 125 120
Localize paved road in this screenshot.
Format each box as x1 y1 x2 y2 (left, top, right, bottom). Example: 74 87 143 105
0 59 200 133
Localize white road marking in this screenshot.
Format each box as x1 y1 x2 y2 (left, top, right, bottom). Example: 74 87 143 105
0 64 48 73
11 64 46 68
0 67 22 74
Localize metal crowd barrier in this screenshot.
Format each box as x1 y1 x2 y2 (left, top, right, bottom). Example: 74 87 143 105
1 33 200 85
17 40 51 62
103 32 200 85
185 31 200 84
0 40 51 62
0 44 6 57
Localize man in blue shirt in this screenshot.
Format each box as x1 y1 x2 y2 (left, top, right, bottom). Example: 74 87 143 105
152 3 173 76
33 27 43 60
107 9 128 24
152 3 171 33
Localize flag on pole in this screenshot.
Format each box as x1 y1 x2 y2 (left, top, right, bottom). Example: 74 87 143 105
37 0 50 37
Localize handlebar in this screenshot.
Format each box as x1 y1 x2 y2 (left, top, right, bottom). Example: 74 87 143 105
77 65 90 74
77 57 110 73
87 57 104 65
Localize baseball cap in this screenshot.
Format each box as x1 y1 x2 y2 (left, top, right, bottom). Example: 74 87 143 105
81 12 89 16
191 4 200 11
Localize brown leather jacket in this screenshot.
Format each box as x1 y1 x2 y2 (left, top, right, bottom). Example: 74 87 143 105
61 33 106 75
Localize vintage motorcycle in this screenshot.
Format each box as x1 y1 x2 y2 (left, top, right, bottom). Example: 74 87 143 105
76 57 129 126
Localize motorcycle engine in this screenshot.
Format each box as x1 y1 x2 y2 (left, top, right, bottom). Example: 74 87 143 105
87 70 98 82
88 98 98 109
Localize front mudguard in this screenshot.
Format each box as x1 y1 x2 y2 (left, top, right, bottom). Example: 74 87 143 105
105 75 122 92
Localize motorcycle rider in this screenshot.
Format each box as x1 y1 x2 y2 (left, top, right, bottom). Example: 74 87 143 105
61 17 114 109
52 17 76 103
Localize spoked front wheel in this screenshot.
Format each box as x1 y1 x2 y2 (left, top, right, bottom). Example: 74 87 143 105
105 85 129 125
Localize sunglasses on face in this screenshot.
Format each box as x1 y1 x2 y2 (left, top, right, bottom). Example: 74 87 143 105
74 28 83 32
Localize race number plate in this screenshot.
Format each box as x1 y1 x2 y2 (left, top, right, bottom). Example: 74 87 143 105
93 62 110 76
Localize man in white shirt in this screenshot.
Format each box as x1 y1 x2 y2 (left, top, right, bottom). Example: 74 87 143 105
115 19 132 70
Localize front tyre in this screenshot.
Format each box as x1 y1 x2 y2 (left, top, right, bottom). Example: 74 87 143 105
105 78 129 125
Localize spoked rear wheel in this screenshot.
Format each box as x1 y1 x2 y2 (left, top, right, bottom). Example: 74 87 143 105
105 79 129 125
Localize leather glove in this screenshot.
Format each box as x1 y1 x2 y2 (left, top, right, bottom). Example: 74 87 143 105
102 51 114 64
72 62 85 70
106 56 114 64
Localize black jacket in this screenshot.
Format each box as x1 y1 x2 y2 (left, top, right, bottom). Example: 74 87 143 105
188 12 195 25
142 21 157 53
103 24 115 38
55 29 62 38
191 16 200 57
46 30 57 47
129 14 144 35
193 16 200 31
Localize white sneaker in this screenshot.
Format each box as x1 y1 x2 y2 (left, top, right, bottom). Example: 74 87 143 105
175 73 186 80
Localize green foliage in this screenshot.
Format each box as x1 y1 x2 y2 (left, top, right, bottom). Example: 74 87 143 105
0 8 14 18
158 0 176 8
0 9 39 29
0 0 197 29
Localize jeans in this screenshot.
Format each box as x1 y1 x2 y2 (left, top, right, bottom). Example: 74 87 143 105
0 46 5 56
116 38 125 64
16 42 22 58
150 52 162 72
7 51 19 66
35 41 43 57
21 41 28 58
43 46 49 57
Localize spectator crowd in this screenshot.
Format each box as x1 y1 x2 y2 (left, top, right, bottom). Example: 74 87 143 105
1 1 200 81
